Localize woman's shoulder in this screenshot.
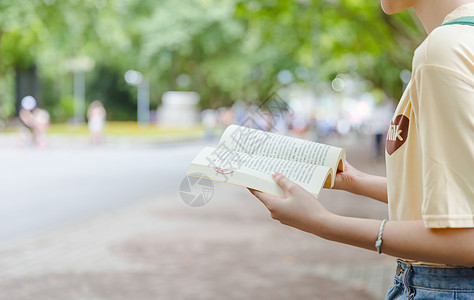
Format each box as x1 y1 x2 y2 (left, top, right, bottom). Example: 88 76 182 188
413 24 474 76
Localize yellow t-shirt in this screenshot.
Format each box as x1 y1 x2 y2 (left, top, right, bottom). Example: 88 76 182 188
386 4 474 229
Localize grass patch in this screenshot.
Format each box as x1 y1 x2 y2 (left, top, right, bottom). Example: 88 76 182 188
4 122 204 137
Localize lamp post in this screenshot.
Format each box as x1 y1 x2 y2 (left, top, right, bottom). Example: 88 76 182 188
125 70 149 124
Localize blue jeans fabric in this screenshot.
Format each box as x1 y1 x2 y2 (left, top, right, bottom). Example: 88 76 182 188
386 259 474 299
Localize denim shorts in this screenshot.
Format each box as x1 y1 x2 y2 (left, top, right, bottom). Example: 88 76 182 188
385 259 474 299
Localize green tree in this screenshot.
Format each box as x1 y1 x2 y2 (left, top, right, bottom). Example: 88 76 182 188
0 0 425 121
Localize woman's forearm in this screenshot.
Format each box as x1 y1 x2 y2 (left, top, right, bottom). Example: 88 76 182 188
251 172 473 267
349 173 388 203
314 214 474 266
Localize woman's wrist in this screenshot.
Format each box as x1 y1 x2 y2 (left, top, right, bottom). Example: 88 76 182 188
349 170 370 195
305 208 337 239
339 169 388 203
340 168 367 194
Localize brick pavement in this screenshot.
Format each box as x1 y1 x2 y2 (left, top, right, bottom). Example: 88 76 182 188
0 135 397 299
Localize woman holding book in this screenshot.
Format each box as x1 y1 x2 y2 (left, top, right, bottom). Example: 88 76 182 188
249 0 474 298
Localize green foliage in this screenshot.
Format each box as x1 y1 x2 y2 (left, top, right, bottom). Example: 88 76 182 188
0 70 15 119
0 0 425 121
55 95 75 123
86 65 136 121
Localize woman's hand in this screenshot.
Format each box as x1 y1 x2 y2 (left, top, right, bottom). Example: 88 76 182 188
248 172 331 234
333 161 363 191
333 161 388 203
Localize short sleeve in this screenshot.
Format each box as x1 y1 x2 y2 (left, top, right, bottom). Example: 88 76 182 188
413 65 474 228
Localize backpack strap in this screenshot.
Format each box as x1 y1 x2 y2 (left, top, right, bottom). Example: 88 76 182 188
441 16 474 26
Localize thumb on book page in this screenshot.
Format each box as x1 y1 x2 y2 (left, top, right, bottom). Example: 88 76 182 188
272 172 293 193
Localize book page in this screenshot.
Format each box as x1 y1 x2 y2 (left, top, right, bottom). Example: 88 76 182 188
187 147 332 197
218 125 344 171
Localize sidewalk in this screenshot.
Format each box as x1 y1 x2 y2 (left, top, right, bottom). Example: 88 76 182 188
0 134 396 300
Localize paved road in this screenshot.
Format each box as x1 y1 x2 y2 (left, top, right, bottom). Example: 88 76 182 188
0 133 397 300
0 140 210 243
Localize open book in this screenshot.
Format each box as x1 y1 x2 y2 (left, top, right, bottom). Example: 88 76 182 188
186 124 345 197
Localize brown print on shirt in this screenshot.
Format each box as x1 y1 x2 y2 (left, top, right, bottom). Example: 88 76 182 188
386 114 409 155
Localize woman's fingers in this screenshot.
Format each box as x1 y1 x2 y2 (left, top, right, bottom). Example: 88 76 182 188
248 188 277 207
272 172 293 193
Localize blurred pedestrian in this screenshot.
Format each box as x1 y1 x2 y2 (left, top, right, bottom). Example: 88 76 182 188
289 113 308 137
19 111 34 148
19 97 50 149
231 100 247 126
370 104 392 160
201 109 217 140
19 96 37 147
218 107 235 133
87 101 106 146
32 108 50 149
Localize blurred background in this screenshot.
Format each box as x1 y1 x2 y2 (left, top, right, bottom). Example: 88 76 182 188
0 0 426 299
